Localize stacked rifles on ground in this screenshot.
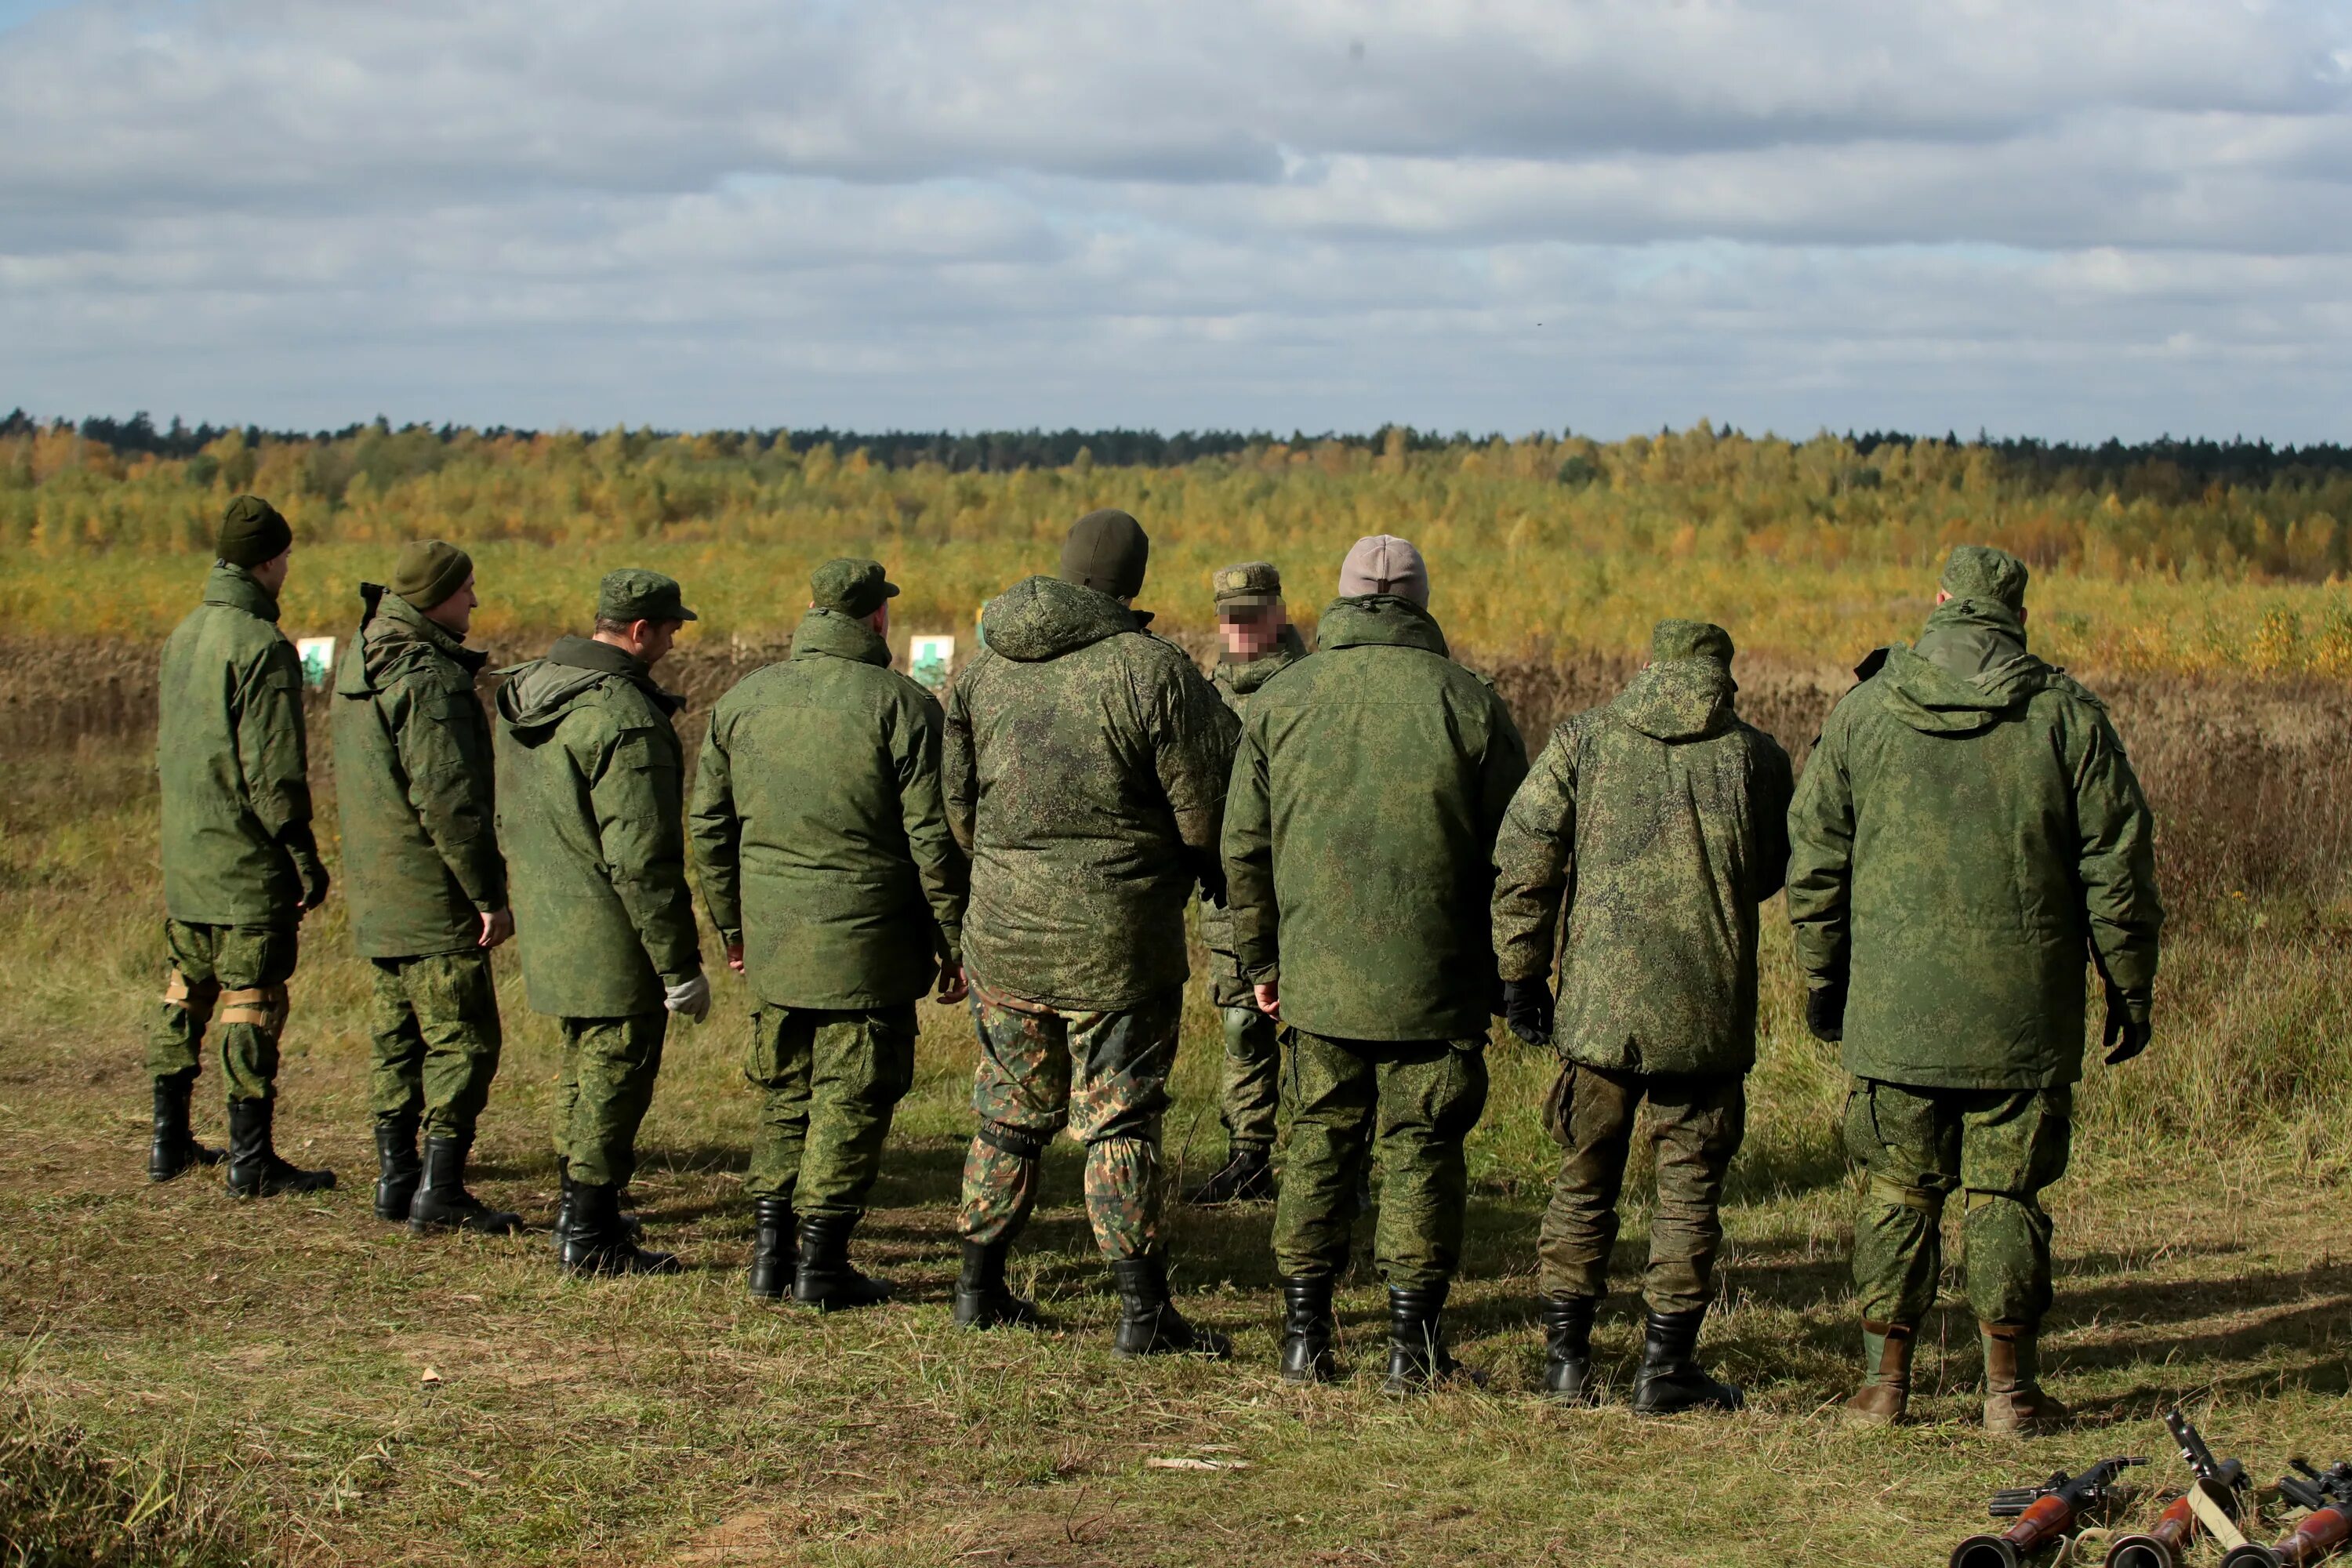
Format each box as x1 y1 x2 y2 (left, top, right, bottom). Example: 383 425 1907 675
1947 1414 2351 1568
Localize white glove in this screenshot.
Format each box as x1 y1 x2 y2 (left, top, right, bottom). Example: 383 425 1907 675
663 971 712 1023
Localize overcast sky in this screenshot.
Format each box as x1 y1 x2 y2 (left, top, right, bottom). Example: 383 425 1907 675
4 1 2349 441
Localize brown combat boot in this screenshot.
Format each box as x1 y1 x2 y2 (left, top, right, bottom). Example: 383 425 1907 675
1980 1320 2070 1435
1842 1319 1916 1426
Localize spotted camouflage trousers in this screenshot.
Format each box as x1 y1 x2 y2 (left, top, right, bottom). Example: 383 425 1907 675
553 1011 669 1189
1844 1077 2073 1328
744 1003 916 1218
957 985 1181 1262
367 949 503 1141
147 919 299 1105
1272 1030 1490 1291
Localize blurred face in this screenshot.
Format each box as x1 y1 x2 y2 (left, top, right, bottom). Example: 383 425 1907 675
251 546 292 595
1219 601 1285 659
424 575 478 637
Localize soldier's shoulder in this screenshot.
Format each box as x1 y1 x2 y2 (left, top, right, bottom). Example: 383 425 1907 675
1731 715 1793 764
2034 665 2111 713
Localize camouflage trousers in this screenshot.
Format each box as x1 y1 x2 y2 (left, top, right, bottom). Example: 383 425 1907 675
1218 1005 1283 1152
1272 1031 1490 1291
744 1004 916 1218
147 919 299 1105
553 1012 669 1189
1844 1078 2073 1327
1537 1064 1746 1315
957 985 1181 1262
367 950 503 1141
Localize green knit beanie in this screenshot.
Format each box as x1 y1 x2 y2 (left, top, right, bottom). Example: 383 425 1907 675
390 539 474 611
217 495 291 568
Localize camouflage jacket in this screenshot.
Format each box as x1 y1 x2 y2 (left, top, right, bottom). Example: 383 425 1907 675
495 635 699 1017
332 588 503 959
1199 622 1309 1008
689 608 967 1011
1787 600 2165 1090
1223 595 1528 1042
157 564 313 924
1492 657 1794 1076
945 575 1237 1010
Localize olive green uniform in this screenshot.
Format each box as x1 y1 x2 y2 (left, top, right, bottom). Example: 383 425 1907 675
688 606 966 1218
495 634 699 1189
1222 594 1527 1289
332 586 506 1140
151 563 320 1106
1491 636 1793 1314
1788 594 2162 1332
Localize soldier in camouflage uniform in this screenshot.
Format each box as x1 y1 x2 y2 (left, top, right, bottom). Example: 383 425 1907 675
332 539 519 1236
1492 620 1792 1413
495 569 709 1276
149 495 336 1197
944 510 1238 1355
1186 561 1308 1207
689 558 969 1311
1788 546 2162 1434
1225 535 1528 1392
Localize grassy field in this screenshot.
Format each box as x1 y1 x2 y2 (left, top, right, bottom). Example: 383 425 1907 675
5 626 2352 1565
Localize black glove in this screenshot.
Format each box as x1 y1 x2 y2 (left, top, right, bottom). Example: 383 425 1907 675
2101 985 2151 1065
1501 980 1554 1048
1805 981 1846 1044
281 825 331 912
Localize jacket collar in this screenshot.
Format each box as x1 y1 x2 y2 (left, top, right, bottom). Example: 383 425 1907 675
202 562 281 623
544 633 684 715
361 585 488 673
791 607 891 667
1313 594 1449 658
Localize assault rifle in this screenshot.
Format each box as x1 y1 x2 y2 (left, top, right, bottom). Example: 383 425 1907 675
1952 1457 2146 1568
2106 1410 2250 1568
2224 1461 2352 1568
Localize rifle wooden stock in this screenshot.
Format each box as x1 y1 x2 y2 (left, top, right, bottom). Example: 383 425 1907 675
2224 1504 2352 1568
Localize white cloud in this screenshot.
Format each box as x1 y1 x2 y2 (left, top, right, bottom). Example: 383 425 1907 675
1 0 2347 437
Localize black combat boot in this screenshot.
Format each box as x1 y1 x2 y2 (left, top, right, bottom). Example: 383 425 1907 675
147 1073 222 1182
1185 1144 1274 1206
224 1098 336 1197
1383 1282 1483 1393
1278 1274 1339 1383
953 1238 1040 1329
793 1211 892 1312
408 1134 521 1234
1541 1294 1599 1403
372 1112 421 1221
746 1196 796 1301
558 1179 679 1276
1109 1255 1232 1358
1631 1307 1743 1415
551 1160 644 1253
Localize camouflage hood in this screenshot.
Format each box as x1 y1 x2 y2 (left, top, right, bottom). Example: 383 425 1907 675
495 634 680 738
1312 593 1450 658
1877 601 2045 735
979 575 1144 662
1610 656 1735 742
337 585 486 699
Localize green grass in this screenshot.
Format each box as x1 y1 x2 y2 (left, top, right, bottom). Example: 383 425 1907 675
5 738 2351 1566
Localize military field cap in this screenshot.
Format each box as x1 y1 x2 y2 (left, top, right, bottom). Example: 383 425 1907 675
390 539 474 612
1059 508 1150 598
811 557 900 618
1652 619 1734 666
597 567 697 624
1941 545 2030 612
1213 561 1283 610
217 494 292 568
1337 534 1429 608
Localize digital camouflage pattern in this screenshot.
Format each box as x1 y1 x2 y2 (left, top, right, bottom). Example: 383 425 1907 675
332 587 504 959
688 608 964 1010
1492 650 1793 1076
1222 595 1528 1041
1272 1030 1490 1291
1215 1007 1283 1151
148 919 297 1104
495 635 700 1018
1537 1064 1745 1312
1844 1079 2071 1326
743 1004 917 1218
365 949 502 1141
944 575 1237 1010
957 985 1183 1261
1198 622 1308 1011
1787 596 2164 1089
157 564 314 924
553 1012 668 1189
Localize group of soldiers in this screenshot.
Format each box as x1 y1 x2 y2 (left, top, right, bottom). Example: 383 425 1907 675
147 494 2162 1431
